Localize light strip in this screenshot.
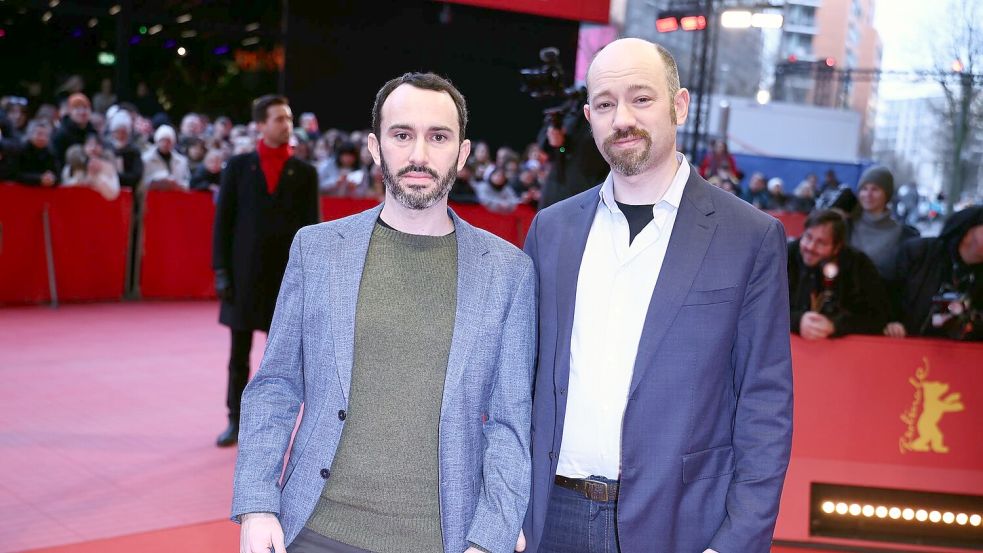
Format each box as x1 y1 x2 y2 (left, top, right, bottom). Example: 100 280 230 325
819 500 982 526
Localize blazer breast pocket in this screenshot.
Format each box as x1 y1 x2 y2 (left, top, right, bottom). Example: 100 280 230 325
682 445 735 483
681 285 738 306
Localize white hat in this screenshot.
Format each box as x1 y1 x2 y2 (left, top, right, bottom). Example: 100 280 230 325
108 109 133 132
154 124 176 143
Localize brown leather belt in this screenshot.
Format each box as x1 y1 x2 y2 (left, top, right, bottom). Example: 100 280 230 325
554 475 620 502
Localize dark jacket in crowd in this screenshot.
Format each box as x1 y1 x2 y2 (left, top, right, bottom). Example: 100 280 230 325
15 142 60 186
212 151 320 332
0 137 20 181
788 240 892 337
538 109 609 209
51 115 95 165
111 142 145 190
190 165 222 191
743 188 772 210
895 207 983 340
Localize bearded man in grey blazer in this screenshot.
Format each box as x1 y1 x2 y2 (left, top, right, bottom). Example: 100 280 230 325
232 72 536 553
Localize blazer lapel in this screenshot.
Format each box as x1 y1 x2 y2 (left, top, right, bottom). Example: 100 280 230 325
327 204 382 403
442 209 490 403
554 187 602 393
628 170 717 396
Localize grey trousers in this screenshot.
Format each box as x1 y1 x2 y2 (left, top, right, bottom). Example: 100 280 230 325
287 528 375 553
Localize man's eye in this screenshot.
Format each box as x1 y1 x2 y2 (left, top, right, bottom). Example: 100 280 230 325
395 133 410 140
635 97 652 104
596 102 612 109
432 134 448 143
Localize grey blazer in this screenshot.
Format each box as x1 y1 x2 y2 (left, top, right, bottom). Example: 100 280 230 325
231 204 536 553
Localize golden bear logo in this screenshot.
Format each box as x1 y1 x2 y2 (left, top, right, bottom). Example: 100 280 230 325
899 358 965 454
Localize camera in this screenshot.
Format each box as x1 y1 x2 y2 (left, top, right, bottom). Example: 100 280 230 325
928 283 979 340
519 47 586 129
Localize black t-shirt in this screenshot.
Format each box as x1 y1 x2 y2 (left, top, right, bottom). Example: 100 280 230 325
616 201 655 245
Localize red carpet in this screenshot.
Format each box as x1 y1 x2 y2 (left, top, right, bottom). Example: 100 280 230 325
0 302 260 553
0 302 849 552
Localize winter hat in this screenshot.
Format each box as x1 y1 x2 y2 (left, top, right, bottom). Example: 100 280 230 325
67 92 91 110
154 124 176 144
858 165 895 201
108 108 133 132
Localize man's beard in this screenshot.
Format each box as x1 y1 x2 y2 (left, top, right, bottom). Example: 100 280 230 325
601 128 653 177
380 150 458 210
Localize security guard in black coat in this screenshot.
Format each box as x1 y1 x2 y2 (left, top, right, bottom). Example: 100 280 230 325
212 95 320 446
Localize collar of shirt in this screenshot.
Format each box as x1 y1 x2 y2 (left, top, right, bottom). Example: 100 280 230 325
598 152 689 218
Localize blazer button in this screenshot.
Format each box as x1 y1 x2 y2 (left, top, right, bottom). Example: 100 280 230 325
548 451 555 461
559 387 566 395
320 468 330 479
338 409 347 421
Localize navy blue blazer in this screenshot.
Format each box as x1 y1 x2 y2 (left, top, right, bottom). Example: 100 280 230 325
523 166 793 553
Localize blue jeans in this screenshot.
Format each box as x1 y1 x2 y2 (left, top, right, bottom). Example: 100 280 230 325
539 477 621 553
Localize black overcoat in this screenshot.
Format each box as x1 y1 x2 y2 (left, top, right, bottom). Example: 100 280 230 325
212 152 319 331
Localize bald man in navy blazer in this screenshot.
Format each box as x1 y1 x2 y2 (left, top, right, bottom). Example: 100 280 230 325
521 38 793 553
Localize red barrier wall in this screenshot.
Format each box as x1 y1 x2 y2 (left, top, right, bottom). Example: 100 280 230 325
139 190 217 299
769 210 807 238
776 335 983 552
0 184 130 305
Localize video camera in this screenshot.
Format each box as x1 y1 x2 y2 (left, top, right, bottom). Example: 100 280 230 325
519 47 586 130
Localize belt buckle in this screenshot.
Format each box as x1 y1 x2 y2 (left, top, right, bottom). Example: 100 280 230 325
584 479 609 502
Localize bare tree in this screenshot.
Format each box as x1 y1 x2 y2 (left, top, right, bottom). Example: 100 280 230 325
933 0 983 211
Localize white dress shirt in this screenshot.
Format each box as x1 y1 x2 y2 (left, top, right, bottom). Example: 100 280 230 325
556 153 690 480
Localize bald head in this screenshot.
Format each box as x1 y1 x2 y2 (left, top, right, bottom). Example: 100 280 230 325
586 38 682 124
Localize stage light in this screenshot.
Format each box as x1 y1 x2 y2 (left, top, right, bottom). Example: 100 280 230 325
129 35 140 45
680 15 706 31
139 26 147 34
929 511 942 523
943 512 955 524
875 506 888 518
177 46 187 56
49 0 60 7
245 22 260 32
97 52 115 65
916 509 928 522
164 39 176 48
656 16 679 33
71 28 82 38
721 10 752 28
836 502 848 515
862 505 874 517
42 11 52 23
88 18 98 28
821 501 835 514
751 13 783 29
176 13 192 23
181 30 196 38
241 36 260 46
901 508 913 520
971 514 982 526
109 5 121 15
957 513 968 525
849 504 862 516
149 24 162 35
213 44 229 55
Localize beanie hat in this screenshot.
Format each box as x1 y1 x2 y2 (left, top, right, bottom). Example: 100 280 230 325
154 124 176 144
858 165 894 201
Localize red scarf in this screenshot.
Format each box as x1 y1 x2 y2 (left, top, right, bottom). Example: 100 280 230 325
257 139 293 194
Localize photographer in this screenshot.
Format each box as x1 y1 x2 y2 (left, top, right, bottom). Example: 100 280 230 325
537 101 609 208
788 210 891 339
886 206 983 340
520 47 608 208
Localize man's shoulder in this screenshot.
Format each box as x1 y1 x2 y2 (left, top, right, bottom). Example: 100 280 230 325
458 217 533 270
226 152 257 168
535 184 602 226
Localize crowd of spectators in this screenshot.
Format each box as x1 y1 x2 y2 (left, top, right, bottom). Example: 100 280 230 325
0 84 544 215
2 87 979 341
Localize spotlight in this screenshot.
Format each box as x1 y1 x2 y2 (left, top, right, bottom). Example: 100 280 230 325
821 502 835 514
177 46 187 56
875 506 887 518
109 5 121 15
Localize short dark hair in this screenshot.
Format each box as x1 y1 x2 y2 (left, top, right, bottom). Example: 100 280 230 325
371 72 468 142
804 209 847 247
252 94 289 124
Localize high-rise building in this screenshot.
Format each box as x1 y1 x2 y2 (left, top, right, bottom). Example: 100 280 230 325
775 0 882 155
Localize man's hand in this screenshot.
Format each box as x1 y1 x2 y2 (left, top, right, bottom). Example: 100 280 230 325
515 528 526 552
546 127 565 148
800 311 835 340
240 512 286 553
884 321 907 338
215 268 234 302
41 171 56 187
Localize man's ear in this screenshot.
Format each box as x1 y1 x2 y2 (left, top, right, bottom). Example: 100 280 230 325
367 133 382 166
457 139 472 171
